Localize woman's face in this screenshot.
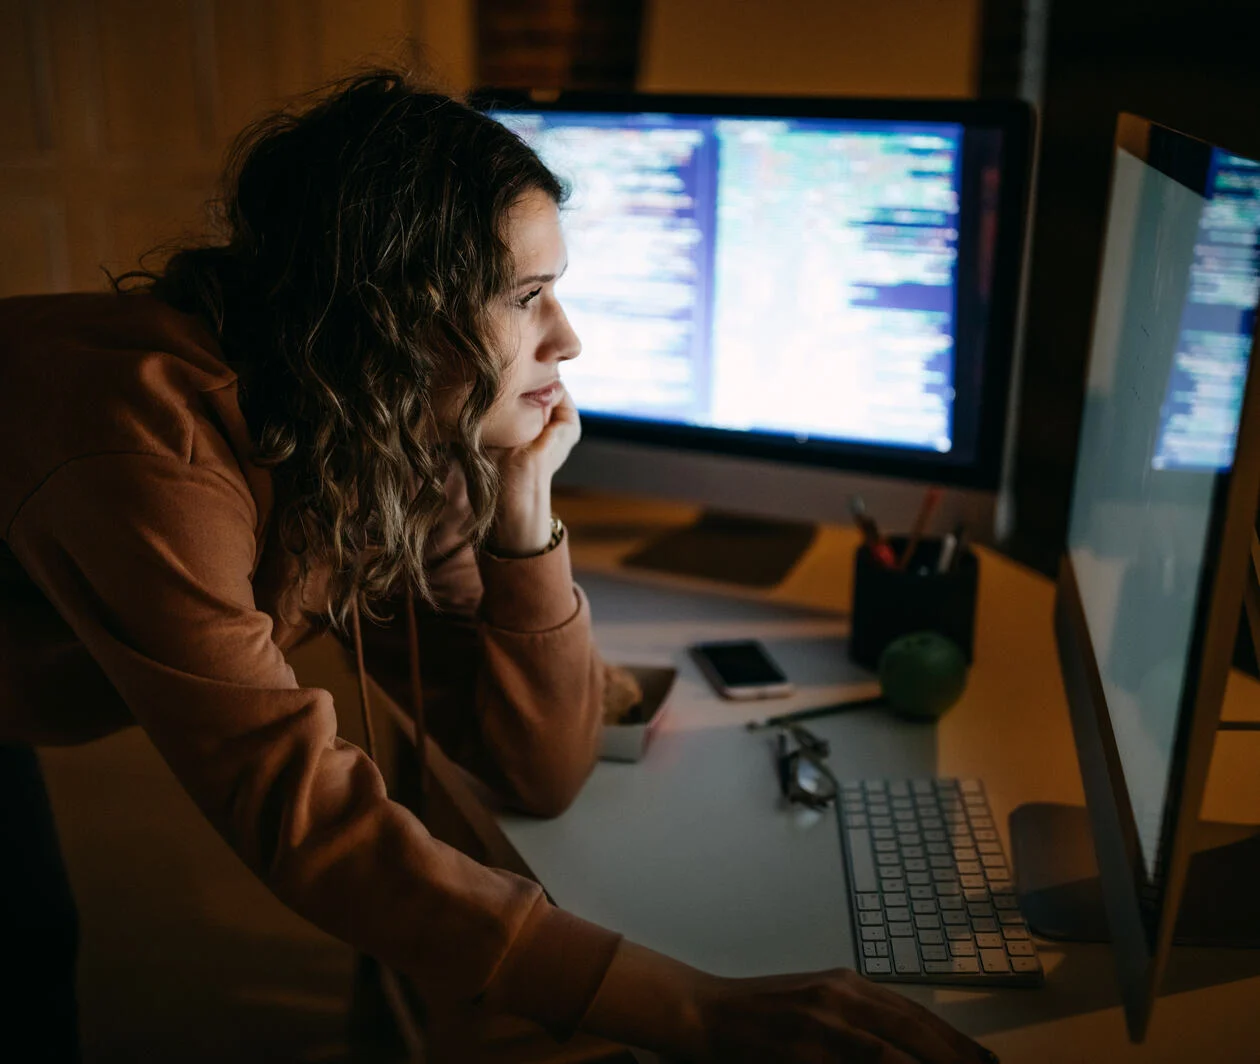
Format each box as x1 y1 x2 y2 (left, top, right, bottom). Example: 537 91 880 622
479 188 582 449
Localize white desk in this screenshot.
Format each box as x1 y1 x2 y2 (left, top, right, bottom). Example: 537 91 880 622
496 494 1260 1064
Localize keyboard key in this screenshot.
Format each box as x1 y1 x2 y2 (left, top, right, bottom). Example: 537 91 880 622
953 848 979 863
892 938 921 974
950 939 977 956
912 900 937 914
982 853 1008 867
970 816 994 829
951 957 981 974
903 859 928 872
861 926 887 941
946 926 972 940
968 903 994 918
924 960 953 974
872 941 889 956
882 879 906 894
871 816 893 828
958 861 982 875
921 945 949 961
920 817 944 829
869 803 890 816
960 780 982 793
929 855 954 869
960 874 986 888
865 958 892 975
975 933 1004 949
877 853 901 866
936 882 961 897
972 918 999 933
845 814 869 828
999 911 1024 925
856 893 881 910
1006 941 1035 957
880 865 902 879
1003 926 1031 941
874 840 898 853
883 892 908 908
978 841 1004 855
924 829 947 842
863 942 881 957
889 782 910 797
939 896 964 911
912 780 934 795
917 929 944 945
866 781 887 792
942 911 969 926
980 949 1011 973
906 872 932 886
932 868 958 883
889 922 914 937
1011 956 1041 974
914 914 941 930
909 886 934 901
847 829 879 892
926 842 951 855
993 893 1019 909
973 828 998 842
873 827 896 841
901 846 925 859
860 912 884 926
963 889 990 902
899 833 922 847
886 908 910 923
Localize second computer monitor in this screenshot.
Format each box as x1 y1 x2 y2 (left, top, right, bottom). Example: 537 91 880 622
480 93 1032 533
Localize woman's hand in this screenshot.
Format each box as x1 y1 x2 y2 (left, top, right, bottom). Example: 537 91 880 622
487 387 581 556
579 941 995 1064
693 968 997 1064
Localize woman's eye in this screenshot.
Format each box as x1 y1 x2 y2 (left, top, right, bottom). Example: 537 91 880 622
517 287 543 308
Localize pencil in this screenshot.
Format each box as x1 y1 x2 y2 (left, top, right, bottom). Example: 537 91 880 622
745 694 887 731
898 486 943 570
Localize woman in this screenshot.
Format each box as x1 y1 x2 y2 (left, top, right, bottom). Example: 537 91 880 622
0 71 996 1064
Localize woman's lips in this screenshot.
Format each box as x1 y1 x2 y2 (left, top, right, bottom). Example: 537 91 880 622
520 382 561 407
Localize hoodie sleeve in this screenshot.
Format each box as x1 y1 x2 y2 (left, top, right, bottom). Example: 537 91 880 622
6 451 621 1038
352 527 611 819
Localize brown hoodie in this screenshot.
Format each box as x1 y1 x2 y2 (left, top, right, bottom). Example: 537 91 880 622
0 292 622 1038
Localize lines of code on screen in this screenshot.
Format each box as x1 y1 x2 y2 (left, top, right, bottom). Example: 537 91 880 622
495 110 963 453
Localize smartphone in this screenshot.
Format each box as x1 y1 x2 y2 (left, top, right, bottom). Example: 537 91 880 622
689 640 794 700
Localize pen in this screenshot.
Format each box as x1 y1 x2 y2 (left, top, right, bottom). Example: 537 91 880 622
898 486 942 570
936 531 958 574
850 496 897 568
745 694 887 731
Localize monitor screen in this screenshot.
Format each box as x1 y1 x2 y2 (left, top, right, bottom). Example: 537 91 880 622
485 97 1029 488
1067 140 1260 878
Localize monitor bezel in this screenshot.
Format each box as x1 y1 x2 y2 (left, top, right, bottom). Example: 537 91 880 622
473 89 1035 490
1054 112 1260 1040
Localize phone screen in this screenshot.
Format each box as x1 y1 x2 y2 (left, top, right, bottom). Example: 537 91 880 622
693 641 787 686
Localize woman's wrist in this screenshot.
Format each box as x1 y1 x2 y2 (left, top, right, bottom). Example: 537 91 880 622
489 478 552 557
579 940 714 1060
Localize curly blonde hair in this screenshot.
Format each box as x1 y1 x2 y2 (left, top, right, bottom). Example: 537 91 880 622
114 70 566 634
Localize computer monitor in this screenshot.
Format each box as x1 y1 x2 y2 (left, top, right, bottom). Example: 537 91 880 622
476 91 1033 582
1012 114 1260 1042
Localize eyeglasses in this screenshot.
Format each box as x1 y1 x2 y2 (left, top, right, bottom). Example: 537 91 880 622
776 724 839 810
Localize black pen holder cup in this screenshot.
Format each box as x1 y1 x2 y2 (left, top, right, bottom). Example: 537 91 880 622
849 536 978 671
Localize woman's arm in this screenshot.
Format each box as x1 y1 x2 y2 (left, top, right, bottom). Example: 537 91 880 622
7 451 620 1038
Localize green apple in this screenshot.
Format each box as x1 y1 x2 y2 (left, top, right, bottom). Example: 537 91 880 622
878 631 969 720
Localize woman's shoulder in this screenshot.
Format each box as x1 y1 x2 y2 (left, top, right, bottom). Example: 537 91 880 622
0 291 262 536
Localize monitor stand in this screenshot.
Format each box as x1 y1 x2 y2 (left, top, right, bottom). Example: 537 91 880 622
620 509 818 587
1009 800 1260 946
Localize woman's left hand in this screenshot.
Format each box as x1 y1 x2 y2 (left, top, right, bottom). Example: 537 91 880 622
487 387 581 556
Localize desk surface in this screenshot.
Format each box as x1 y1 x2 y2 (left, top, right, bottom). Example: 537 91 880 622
499 493 1260 1064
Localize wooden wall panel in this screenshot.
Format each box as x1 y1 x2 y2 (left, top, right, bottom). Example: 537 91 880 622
96 0 206 155
0 199 69 297
0 3 45 156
